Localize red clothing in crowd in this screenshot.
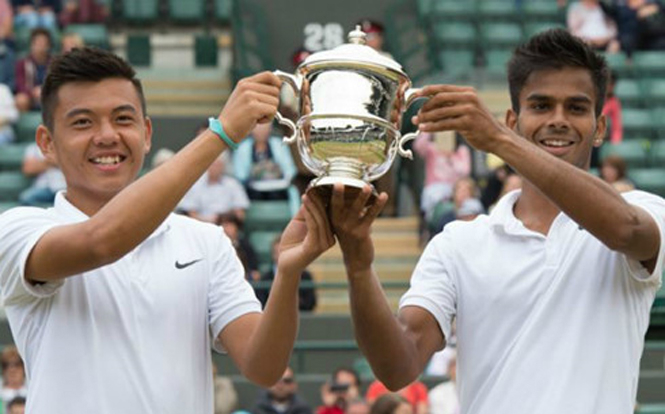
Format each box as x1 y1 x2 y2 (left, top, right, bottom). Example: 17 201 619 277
602 95 623 144
366 380 428 412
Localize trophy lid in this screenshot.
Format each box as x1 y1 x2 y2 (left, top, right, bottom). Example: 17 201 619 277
300 26 406 76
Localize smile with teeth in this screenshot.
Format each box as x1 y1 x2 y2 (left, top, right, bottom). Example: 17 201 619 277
541 139 573 148
91 155 124 165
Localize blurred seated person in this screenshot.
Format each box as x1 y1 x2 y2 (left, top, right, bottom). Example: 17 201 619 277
150 147 175 170
432 177 484 236
14 27 52 112
255 233 317 311
60 31 84 53
19 142 65 205
600 154 635 192
366 379 427 414
179 153 250 223
630 0 665 51
233 122 300 216
0 346 27 410
12 0 58 30
0 82 18 145
567 0 619 52
213 361 239 414
318 368 362 414
6 396 25 414
217 212 260 282
369 394 412 414
428 352 459 414
59 0 107 26
251 366 312 414
356 18 392 59
0 0 16 90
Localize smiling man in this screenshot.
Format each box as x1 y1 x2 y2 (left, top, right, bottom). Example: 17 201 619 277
0 48 335 413
329 29 665 414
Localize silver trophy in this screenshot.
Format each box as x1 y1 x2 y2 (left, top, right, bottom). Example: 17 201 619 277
274 26 423 196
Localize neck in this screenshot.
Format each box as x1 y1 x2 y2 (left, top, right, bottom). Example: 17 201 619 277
64 190 115 217
513 181 561 235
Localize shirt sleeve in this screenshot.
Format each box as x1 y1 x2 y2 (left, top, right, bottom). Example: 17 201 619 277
208 228 262 353
0 207 65 305
399 231 458 344
622 191 665 286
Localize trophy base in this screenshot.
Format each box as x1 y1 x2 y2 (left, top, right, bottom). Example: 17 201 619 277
306 177 378 208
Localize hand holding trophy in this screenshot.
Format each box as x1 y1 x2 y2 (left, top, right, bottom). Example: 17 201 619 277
273 26 426 203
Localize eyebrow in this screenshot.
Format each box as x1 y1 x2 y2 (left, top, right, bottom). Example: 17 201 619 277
526 93 593 105
65 104 139 119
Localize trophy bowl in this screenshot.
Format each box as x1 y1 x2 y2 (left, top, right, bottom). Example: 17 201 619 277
274 26 423 195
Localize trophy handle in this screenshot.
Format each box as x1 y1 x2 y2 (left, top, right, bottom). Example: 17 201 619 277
274 70 301 144
398 87 426 160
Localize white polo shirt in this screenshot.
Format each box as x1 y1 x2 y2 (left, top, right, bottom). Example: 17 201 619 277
179 174 250 220
400 190 665 414
0 192 262 414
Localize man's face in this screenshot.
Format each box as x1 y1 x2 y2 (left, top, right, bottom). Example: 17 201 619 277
268 368 297 403
37 78 152 212
333 370 359 401
506 67 605 170
31 33 50 59
9 403 25 414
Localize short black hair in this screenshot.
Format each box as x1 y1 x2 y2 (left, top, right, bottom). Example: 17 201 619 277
507 28 609 116
41 47 147 131
332 367 361 387
30 27 51 47
7 396 26 410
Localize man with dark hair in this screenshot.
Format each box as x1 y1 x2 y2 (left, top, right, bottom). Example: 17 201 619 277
0 47 335 413
330 28 664 413
7 396 26 414
252 367 312 414
14 27 52 112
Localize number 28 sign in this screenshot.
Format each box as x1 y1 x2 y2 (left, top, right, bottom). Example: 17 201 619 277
303 23 345 52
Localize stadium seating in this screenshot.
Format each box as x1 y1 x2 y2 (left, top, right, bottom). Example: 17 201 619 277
0 143 28 171
599 140 650 168
64 24 110 50
0 171 31 202
168 0 205 24
630 168 665 197
633 51 665 78
15 112 42 143
243 200 292 233
623 109 658 140
615 79 643 109
121 0 160 24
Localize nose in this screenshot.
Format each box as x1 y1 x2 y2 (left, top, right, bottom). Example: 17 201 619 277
93 119 120 146
546 105 570 131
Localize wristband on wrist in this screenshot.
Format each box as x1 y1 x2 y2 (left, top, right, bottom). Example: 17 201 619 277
208 117 239 150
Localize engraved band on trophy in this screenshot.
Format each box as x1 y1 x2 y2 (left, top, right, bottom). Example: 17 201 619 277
273 26 424 195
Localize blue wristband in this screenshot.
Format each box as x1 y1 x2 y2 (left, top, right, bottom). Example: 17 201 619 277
208 117 239 150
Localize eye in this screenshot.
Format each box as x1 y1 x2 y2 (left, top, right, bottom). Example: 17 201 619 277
569 104 589 114
72 118 91 127
116 114 135 123
530 102 549 111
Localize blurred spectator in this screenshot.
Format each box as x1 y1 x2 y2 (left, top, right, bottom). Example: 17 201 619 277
356 18 392 59
252 366 312 414
413 131 471 222
14 27 52 112
0 81 18 144
346 399 370 414
59 0 107 26
480 164 513 210
150 147 175 170
602 70 623 145
432 177 484 236
179 154 250 223
567 0 619 52
6 396 25 414
428 352 459 414
60 30 83 53
318 368 362 414
600 154 635 192
0 0 15 89
233 122 300 216
255 233 317 311
213 362 239 414
12 0 59 31
216 212 260 282
19 142 65 205
601 0 665 55
369 394 412 414
0 346 27 411
366 380 428 414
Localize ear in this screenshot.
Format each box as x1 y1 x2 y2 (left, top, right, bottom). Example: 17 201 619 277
593 113 607 148
35 125 57 164
143 116 153 153
505 108 518 131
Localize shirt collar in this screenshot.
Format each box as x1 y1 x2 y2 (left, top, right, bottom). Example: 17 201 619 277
53 191 171 240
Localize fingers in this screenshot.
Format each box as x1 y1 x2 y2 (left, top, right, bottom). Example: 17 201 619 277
351 185 373 218
330 182 345 224
250 71 283 89
303 194 334 248
416 84 475 98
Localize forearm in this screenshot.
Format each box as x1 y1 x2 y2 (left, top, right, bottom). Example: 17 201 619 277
240 267 300 386
494 133 656 257
347 267 423 389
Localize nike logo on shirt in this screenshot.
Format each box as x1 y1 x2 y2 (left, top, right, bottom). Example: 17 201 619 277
175 259 203 269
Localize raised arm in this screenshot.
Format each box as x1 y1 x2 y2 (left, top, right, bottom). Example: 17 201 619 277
26 72 282 282
329 184 445 389
218 191 335 386
414 84 661 272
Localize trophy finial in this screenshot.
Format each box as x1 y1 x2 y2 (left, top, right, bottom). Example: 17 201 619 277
348 25 367 45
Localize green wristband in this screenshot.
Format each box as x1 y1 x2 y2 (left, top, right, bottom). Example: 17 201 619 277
208 117 239 150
